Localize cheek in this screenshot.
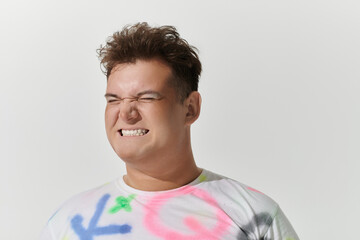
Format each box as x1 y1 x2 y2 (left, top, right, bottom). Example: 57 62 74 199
153 107 184 132
168 105 186 126
105 107 118 128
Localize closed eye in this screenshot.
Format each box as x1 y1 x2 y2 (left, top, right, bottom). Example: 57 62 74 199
107 99 120 103
138 96 163 103
139 97 155 101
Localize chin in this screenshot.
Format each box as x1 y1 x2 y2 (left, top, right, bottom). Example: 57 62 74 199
115 149 146 163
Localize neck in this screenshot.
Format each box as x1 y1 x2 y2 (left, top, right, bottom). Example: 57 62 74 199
123 155 201 191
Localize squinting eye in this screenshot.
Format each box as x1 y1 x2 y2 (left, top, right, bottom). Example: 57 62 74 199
138 97 156 103
107 99 119 103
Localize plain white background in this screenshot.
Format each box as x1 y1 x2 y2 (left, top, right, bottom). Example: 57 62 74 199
1 0 359 239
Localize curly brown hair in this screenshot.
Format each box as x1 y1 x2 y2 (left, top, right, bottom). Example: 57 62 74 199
97 22 202 102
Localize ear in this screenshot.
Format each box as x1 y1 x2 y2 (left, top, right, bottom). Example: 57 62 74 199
184 91 202 125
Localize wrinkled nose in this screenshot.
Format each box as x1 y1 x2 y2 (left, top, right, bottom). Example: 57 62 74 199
118 99 140 123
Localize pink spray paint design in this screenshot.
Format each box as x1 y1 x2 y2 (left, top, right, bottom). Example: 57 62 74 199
144 186 231 240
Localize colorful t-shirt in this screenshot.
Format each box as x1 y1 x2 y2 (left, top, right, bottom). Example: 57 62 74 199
40 169 299 240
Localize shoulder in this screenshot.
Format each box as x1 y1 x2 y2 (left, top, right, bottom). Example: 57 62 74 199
199 169 278 211
197 169 280 236
45 180 118 236
57 180 116 212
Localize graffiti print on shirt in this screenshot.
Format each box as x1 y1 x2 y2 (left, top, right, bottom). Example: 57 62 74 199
71 194 132 240
108 194 136 213
144 186 232 240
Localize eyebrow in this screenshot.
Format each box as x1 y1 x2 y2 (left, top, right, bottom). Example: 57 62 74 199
104 90 162 98
104 93 119 98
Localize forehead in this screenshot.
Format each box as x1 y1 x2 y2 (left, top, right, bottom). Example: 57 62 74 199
107 59 173 94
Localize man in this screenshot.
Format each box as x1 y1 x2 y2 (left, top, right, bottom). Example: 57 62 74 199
40 22 299 240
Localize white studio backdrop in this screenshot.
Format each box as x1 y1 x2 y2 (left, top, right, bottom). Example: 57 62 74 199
0 0 359 239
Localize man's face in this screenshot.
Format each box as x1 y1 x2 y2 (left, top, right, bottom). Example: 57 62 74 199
105 59 188 164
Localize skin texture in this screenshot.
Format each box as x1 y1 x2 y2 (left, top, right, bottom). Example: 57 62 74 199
105 59 202 191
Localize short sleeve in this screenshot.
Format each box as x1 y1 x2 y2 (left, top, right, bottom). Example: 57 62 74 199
263 206 300 240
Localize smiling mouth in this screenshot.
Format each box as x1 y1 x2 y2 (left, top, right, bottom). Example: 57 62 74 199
119 129 149 136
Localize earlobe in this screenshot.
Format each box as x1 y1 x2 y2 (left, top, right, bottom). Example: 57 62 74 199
185 91 201 125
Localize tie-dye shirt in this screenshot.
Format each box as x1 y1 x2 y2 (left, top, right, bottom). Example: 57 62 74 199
40 169 299 240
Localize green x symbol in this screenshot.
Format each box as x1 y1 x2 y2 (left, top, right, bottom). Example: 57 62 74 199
108 194 136 214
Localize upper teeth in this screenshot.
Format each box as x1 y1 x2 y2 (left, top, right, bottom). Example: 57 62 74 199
122 129 148 136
